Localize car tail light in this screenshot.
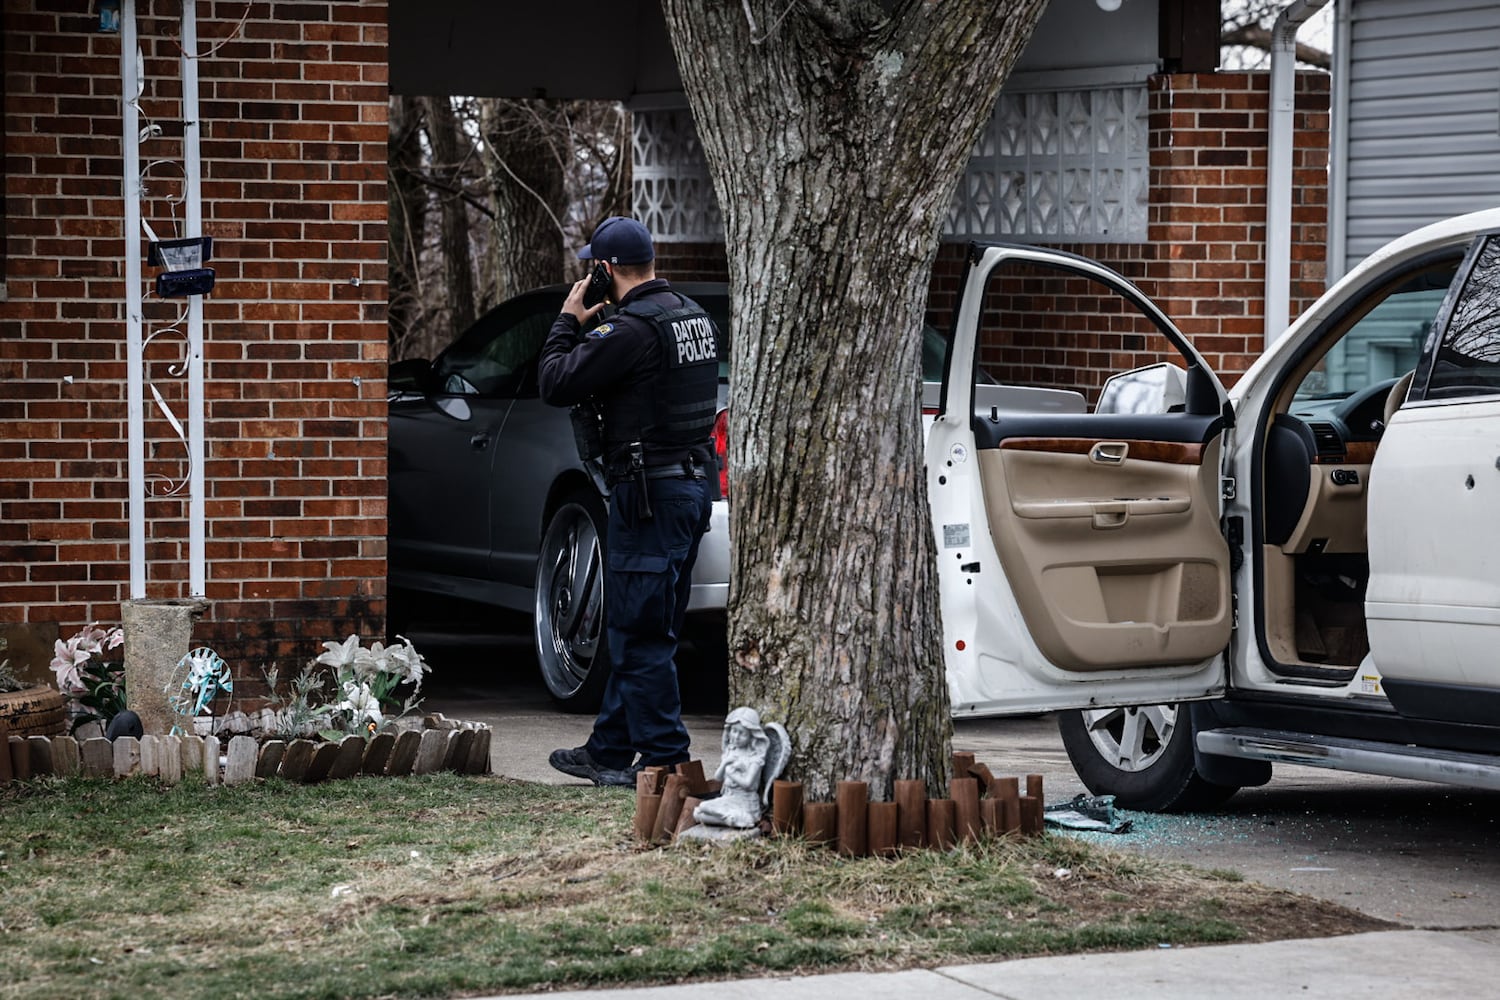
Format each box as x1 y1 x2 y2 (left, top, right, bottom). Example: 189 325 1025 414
712 408 729 500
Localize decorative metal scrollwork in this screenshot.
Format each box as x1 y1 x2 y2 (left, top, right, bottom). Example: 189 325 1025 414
141 319 193 497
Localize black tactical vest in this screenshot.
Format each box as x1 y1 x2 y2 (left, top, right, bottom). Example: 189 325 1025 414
599 292 720 465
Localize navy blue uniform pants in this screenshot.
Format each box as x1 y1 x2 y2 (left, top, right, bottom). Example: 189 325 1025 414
585 474 713 770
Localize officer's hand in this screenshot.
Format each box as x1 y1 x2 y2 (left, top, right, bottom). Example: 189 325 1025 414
561 276 608 324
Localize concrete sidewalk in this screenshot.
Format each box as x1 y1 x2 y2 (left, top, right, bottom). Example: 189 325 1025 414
480 930 1500 1000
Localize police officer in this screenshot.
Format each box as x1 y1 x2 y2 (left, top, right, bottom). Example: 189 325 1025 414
539 216 719 787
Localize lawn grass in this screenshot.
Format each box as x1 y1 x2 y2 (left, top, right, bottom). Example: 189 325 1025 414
0 774 1387 999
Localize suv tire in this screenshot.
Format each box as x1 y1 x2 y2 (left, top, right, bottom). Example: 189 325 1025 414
1058 704 1239 813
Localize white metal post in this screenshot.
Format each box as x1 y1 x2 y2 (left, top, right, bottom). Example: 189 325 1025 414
1263 0 1330 349
181 1 207 597
122 0 146 599
1328 0 1353 287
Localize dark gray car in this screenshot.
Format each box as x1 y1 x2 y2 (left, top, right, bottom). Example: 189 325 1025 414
388 284 731 711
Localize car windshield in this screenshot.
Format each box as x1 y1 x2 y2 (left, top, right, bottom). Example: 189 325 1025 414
1289 266 1457 418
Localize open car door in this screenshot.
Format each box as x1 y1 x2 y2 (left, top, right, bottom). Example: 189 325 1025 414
927 245 1234 716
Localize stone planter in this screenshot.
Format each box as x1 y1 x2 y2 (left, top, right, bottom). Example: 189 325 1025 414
0 684 67 738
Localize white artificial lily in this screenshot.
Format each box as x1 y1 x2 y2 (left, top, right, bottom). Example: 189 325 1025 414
76 627 104 656
387 637 429 690
339 679 384 728
315 634 362 671
50 637 91 693
354 640 390 681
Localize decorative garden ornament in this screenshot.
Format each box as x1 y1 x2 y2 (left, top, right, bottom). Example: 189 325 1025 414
166 646 232 736
693 707 790 829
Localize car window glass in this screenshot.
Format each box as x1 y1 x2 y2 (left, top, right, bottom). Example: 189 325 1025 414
1424 236 1500 401
979 259 1188 411
1290 265 1456 418
923 324 997 385
433 302 554 397
922 326 947 382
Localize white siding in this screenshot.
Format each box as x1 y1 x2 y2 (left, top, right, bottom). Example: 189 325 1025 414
1343 0 1500 266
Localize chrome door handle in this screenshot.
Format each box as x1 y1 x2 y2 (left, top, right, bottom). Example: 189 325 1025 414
469 432 490 450
1090 441 1128 465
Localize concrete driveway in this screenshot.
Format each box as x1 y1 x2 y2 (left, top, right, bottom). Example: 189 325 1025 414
416 623 1500 931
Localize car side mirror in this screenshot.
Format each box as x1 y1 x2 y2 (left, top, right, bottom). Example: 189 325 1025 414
388 357 433 394
1097 362 1188 415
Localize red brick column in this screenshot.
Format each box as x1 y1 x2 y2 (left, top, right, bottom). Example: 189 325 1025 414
1146 71 1329 383
0 2 389 701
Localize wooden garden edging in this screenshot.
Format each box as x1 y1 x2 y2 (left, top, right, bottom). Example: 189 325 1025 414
1 716 492 786
633 749 1047 854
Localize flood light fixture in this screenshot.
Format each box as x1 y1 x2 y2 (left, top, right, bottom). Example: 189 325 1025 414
148 236 215 297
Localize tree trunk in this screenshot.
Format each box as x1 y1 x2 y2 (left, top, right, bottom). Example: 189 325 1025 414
387 95 429 361
591 103 634 233
423 96 479 342
660 0 1047 801
481 99 569 304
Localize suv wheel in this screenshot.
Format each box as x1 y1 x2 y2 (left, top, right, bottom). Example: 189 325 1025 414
534 490 610 712
1058 704 1239 812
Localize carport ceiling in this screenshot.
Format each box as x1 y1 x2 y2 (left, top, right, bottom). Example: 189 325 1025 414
389 0 685 102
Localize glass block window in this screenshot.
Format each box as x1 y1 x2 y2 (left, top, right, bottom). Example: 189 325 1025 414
946 85 1149 243
633 84 1150 245
633 108 722 243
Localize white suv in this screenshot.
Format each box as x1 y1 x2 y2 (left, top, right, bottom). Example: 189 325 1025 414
927 209 1500 810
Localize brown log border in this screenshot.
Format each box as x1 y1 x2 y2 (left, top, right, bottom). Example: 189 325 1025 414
635 752 1048 855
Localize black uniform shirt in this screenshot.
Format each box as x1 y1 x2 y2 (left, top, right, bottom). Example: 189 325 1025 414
537 278 674 407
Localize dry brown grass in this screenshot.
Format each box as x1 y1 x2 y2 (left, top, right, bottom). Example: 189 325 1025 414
0 774 1391 999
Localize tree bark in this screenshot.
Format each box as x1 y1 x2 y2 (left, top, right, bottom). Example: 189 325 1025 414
423 96 479 342
481 99 569 304
387 95 429 361
660 0 1047 800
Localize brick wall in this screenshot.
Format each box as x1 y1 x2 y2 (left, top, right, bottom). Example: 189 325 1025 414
0 1 388 699
926 71 1331 402
654 242 729 284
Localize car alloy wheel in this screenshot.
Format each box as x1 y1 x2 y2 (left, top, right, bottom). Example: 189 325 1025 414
534 491 610 712
1081 703 1178 772
1058 704 1239 813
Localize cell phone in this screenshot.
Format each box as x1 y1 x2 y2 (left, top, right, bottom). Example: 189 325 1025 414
581 262 610 308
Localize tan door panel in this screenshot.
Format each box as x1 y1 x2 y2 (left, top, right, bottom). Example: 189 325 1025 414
979 438 1231 672
1279 462 1370 554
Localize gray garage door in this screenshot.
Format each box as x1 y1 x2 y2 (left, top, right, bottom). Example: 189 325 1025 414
1342 0 1500 269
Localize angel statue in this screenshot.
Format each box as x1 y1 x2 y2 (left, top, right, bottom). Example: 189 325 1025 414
693 707 791 829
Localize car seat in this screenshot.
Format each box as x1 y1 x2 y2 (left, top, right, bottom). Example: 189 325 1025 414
1383 370 1415 427
1264 413 1315 547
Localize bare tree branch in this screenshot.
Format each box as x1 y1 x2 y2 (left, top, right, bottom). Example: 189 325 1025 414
406 170 497 220
1221 24 1331 70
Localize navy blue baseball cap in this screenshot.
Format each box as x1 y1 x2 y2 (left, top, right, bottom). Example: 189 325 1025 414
577 216 655 265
